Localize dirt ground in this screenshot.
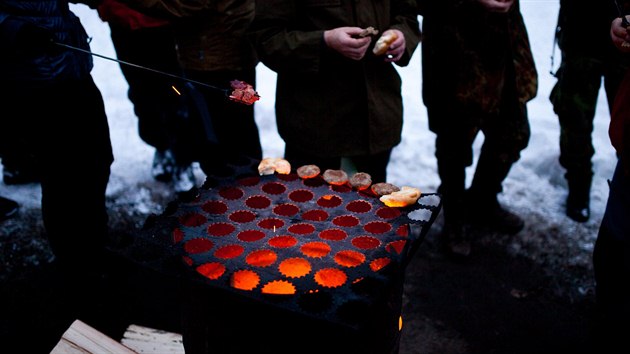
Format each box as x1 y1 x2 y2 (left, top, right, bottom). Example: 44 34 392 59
0 183 603 354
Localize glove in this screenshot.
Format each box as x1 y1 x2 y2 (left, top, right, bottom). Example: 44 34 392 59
15 24 56 57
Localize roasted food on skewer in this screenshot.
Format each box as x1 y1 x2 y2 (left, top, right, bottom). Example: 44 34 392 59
258 157 291 175
379 186 421 207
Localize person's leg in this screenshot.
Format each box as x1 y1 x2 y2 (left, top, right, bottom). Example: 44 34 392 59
189 69 263 178
468 83 530 234
550 53 603 222
350 149 392 184
428 106 477 256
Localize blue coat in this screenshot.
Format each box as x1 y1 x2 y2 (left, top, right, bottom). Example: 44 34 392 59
0 0 93 87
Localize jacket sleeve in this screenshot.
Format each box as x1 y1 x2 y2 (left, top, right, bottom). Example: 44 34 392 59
390 0 421 67
248 0 324 74
0 15 26 49
117 0 218 19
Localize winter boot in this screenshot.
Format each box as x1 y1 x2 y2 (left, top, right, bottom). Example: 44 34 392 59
436 159 470 257
466 149 524 234
566 176 591 223
465 192 524 235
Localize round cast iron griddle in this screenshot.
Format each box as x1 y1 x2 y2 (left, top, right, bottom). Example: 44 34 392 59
163 166 441 330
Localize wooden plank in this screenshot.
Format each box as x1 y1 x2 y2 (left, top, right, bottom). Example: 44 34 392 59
120 324 184 354
50 319 137 354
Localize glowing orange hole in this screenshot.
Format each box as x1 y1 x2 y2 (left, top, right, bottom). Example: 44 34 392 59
334 250 366 267
196 262 225 280
230 269 260 291
278 257 312 278
301 242 331 258
246 250 277 267
370 257 391 272
314 268 347 288
262 280 296 295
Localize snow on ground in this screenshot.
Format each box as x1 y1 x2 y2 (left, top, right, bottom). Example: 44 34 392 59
1 1 615 280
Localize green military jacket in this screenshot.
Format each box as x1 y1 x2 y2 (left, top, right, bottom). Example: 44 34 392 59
420 0 538 115
122 0 257 71
249 0 421 157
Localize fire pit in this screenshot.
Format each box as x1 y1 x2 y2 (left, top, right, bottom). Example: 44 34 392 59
131 157 441 353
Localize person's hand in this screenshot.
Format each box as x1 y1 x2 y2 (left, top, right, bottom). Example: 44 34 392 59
324 27 371 60
381 29 405 63
477 0 514 13
611 17 630 52
15 24 56 57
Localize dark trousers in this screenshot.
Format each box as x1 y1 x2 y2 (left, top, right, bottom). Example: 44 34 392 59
109 24 193 164
0 77 113 269
185 68 263 176
428 79 530 225
550 52 628 184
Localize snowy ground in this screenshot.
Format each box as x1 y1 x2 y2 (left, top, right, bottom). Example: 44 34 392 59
1 1 614 291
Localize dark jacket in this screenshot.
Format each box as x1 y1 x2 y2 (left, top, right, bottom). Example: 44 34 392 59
249 0 421 157
420 0 537 115
0 0 93 87
121 0 257 71
556 0 620 56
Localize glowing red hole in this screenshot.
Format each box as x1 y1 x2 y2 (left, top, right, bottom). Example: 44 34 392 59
273 204 299 217
332 215 359 227
319 228 348 241
364 221 392 234
237 230 266 242
277 173 298 181
262 182 286 195
229 210 256 223
202 200 228 215
196 262 225 280
179 213 207 227
346 200 372 213
214 244 244 259
386 240 407 255
268 235 298 248
302 209 329 222
396 224 409 236
289 189 314 203
258 218 285 230
288 223 316 235
207 222 235 237
376 206 401 219
317 195 342 208
246 195 271 209
173 228 184 243
219 187 244 200
238 176 260 186
352 236 380 250
184 238 214 254
331 184 351 193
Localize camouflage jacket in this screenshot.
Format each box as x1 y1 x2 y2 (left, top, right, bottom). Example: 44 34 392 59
419 0 538 114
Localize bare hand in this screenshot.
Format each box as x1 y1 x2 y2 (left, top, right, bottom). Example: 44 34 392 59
477 0 514 13
382 29 406 63
611 17 630 52
324 27 371 60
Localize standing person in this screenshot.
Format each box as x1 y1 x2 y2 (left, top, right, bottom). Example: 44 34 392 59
0 0 114 296
549 0 630 223
96 0 197 193
592 10 630 350
116 0 263 179
248 0 421 183
419 0 538 257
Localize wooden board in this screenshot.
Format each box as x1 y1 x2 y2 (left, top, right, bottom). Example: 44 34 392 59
120 324 184 354
50 319 137 354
